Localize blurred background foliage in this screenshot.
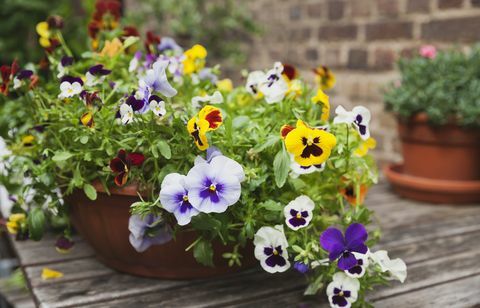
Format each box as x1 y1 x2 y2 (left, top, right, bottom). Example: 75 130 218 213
0 0 258 67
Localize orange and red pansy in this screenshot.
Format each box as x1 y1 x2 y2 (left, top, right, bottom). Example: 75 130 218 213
109 150 145 186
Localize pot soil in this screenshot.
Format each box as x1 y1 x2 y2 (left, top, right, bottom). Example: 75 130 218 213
68 181 256 279
385 114 480 204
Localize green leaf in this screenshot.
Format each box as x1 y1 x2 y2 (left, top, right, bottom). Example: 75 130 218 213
304 274 324 295
27 208 45 241
252 135 280 153
191 214 222 231
157 140 171 159
233 116 250 129
259 200 283 212
52 151 74 162
83 183 97 200
193 239 214 267
123 36 139 49
273 147 290 188
80 136 89 144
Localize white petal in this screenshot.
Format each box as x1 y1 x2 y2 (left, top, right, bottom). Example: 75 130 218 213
245 71 266 95
209 155 245 182
161 173 186 189
259 78 288 104
370 250 407 283
283 195 315 231
71 82 83 95
333 105 355 125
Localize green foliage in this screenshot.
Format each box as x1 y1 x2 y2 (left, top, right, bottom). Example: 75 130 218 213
384 46 480 127
27 207 45 240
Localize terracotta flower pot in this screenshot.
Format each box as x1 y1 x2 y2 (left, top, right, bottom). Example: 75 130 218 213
385 113 480 204
67 181 257 279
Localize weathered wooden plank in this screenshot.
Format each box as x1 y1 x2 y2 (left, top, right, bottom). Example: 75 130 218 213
24 258 114 288
373 274 480 308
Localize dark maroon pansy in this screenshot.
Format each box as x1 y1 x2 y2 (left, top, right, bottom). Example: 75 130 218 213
17 70 33 80
109 149 145 187
55 235 74 253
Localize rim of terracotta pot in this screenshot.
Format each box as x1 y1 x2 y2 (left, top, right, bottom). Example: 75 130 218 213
91 179 149 197
383 163 480 204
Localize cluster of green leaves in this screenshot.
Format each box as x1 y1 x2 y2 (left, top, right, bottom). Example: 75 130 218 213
384 46 480 127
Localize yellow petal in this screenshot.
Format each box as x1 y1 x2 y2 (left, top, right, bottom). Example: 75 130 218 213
39 37 51 48
216 79 233 92
189 44 207 59
6 221 18 234
9 213 26 223
36 22 50 38
311 89 330 121
41 268 64 280
198 105 223 131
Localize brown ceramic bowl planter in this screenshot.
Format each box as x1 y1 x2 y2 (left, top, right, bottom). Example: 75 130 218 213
384 113 480 204
68 181 256 279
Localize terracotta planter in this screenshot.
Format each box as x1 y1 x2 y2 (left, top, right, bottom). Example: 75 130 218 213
385 113 480 204
68 181 256 279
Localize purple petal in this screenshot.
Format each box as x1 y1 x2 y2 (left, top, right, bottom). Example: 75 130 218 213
337 252 357 270
348 242 368 254
320 227 345 252
328 243 345 261
345 223 367 250
61 75 83 86
61 56 74 67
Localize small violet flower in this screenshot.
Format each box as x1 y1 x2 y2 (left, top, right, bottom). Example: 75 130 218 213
139 59 177 98
320 223 368 271
85 64 111 87
58 76 83 99
333 106 371 140
419 45 436 59
254 225 290 273
326 272 360 308
184 154 245 213
128 214 172 253
294 262 309 274
159 173 200 226
284 195 315 231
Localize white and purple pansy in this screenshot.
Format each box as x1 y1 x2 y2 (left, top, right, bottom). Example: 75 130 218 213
370 250 407 283
184 154 245 213
326 272 360 308
13 70 33 89
254 225 291 273
191 91 223 109
139 59 177 98
333 106 371 140
258 62 289 104
198 68 218 84
159 173 200 226
129 51 142 73
283 195 315 231
119 103 134 125
128 213 173 253
85 64 111 87
148 95 166 117
245 70 266 97
158 37 183 54
58 76 83 99
344 251 369 278
320 223 368 271
289 154 325 178
57 56 73 78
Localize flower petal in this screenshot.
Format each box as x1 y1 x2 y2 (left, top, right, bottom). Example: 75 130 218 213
320 227 345 252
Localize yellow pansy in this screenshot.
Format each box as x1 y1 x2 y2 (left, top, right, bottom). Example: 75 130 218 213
22 135 35 147
216 79 233 92
284 120 337 166
311 89 330 121
354 137 377 157
100 38 123 57
41 268 64 280
6 214 26 235
183 44 207 75
313 66 336 91
187 105 223 151
80 112 95 128
36 22 51 48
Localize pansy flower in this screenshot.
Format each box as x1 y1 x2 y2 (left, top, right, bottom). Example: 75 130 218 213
185 154 245 213
57 56 74 78
333 106 371 140
254 225 290 273
289 157 325 178
144 30 161 54
6 213 26 235
149 95 166 117
158 37 183 54
80 111 95 128
370 250 407 283
85 64 111 87
282 64 298 81
344 252 369 278
58 76 83 99
354 137 376 157
187 105 223 151
326 272 360 308
36 21 53 48
294 262 309 274
340 184 368 206
313 65 336 91
13 70 34 90
216 78 233 92
55 235 75 254
182 44 207 75
320 223 368 270
283 195 315 230
139 59 177 98
282 120 337 167
0 60 18 95
282 64 303 98
100 38 123 57
128 51 142 73
128 214 172 253
159 173 200 226
191 91 223 108
245 70 266 99
311 89 330 121
109 149 145 186
22 135 35 147
258 62 289 104
198 68 218 84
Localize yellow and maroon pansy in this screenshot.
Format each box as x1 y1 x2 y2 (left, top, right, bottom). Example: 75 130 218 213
312 65 336 91
80 111 95 128
187 105 223 151
283 120 337 167
311 89 330 122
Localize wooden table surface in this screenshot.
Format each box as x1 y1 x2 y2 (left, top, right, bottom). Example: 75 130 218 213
5 181 480 308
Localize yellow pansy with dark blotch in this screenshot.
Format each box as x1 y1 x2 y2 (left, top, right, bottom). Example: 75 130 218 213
187 105 223 151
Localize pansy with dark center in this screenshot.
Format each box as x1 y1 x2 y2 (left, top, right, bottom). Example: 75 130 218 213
284 195 315 231
294 262 309 274
109 149 145 186
333 105 371 140
326 272 360 308
320 223 368 270
254 225 291 273
187 105 223 151
344 252 369 278
258 62 288 104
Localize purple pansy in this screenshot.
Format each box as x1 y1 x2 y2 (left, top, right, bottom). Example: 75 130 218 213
159 173 200 226
254 225 290 273
185 154 245 213
283 195 315 231
344 251 369 278
139 59 177 97
320 223 368 271
294 262 309 274
13 70 34 89
128 213 172 253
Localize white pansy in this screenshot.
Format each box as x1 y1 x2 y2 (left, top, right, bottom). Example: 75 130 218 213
58 81 82 99
333 105 371 140
370 250 407 283
326 272 360 308
191 91 223 108
254 225 291 273
119 103 134 125
149 99 166 117
245 70 266 96
283 195 315 231
258 62 289 104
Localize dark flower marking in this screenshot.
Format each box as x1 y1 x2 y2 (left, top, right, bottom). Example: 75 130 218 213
264 245 287 268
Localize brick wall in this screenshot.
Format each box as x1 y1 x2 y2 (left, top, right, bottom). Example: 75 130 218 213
245 0 480 163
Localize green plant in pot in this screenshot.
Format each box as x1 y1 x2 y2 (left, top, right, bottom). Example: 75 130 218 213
0 3 408 306
383 45 480 204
